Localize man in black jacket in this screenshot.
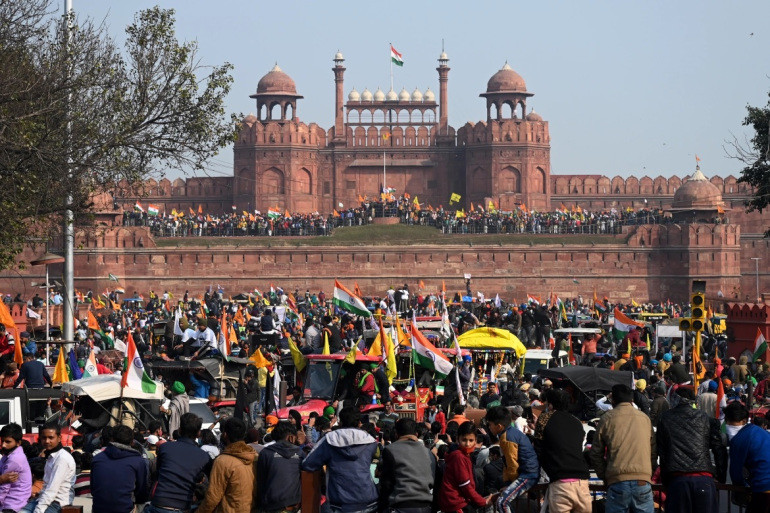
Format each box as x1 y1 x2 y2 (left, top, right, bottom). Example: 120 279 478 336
91 425 150 513
533 389 591 513
378 418 436 513
256 422 304 511
656 387 727 513
145 413 211 513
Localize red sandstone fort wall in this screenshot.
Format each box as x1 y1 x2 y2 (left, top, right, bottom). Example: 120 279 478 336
2 224 762 305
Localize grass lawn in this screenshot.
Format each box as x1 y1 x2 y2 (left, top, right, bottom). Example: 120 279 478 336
153 224 628 248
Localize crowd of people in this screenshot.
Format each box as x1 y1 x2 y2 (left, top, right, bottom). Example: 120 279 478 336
119 194 720 238
0 284 766 513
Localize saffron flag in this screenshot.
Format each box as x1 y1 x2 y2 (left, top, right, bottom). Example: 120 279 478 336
250 348 272 368
87 311 100 331
332 279 371 318
121 332 157 393
52 348 69 384
390 44 403 66
715 377 724 419
753 328 768 362
0 301 20 366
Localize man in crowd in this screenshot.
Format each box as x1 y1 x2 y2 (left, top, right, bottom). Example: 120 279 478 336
485 406 539 513
256 421 304 512
656 387 727 513
0 423 32 512
21 423 75 513
533 389 591 513
378 418 436 513
198 417 257 513
91 424 151 513
15 354 52 389
302 407 379 513
727 402 770 512
590 384 656 513
145 413 211 513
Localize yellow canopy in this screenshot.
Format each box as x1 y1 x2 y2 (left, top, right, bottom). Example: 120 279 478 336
457 327 527 357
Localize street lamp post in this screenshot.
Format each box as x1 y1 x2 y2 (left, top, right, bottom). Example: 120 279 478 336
751 257 762 301
30 253 65 343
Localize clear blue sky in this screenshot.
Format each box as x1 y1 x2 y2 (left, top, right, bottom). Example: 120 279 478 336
73 0 770 180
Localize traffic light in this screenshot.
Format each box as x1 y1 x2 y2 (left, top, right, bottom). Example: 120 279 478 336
691 292 706 331
679 318 692 332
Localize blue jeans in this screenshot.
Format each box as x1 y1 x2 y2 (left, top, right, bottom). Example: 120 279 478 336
20 500 60 513
498 475 538 513
605 480 654 513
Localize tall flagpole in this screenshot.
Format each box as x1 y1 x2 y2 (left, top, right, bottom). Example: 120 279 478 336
389 42 393 92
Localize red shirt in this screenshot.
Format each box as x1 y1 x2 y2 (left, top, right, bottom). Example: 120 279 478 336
440 449 487 512
0 334 13 356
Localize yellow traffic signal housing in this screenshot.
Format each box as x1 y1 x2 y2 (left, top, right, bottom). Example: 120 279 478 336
691 292 706 331
679 318 693 332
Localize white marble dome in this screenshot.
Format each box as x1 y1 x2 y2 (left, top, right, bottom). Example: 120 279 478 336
411 87 423 101
424 88 435 102
374 87 385 101
398 88 410 101
348 88 360 101
361 88 373 101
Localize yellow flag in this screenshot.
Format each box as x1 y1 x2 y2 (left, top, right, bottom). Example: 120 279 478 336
249 348 271 368
646 333 651 352
631 298 639 307
449 193 461 204
288 338 307 372
52 348 69 384
384 331 397 384
395 316 410 347
322 330 330 355
344 344 359 365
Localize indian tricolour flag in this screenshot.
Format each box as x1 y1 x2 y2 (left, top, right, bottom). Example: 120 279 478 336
753 328 768 362
83 351 98 378
147 204 160 216
332 279 371 318
267 208 280 220
134 201 144 212
410 317 453 378
121 332 157 394
613 308 644 340
390 45 403 67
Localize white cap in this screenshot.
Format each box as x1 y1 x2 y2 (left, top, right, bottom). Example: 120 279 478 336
146 435 159 445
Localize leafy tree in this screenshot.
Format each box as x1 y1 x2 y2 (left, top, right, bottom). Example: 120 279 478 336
0 0 239 269
729 90 770 236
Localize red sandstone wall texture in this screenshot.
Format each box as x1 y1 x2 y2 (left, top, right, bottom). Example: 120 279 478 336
2 224 761 306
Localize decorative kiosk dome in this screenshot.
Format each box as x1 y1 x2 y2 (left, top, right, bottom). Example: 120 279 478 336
256 64 300 96
398 88 410 101
669 166 726 223
486 62 527 93
386 88 398 101
424 88 435 102
526 109 543 121
374 88 386 101
411 88 423 102
348 88 360 101
361 88 373 101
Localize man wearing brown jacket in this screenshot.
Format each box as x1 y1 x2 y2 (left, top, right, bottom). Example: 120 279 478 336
590 384 656 513
198 417 258 513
